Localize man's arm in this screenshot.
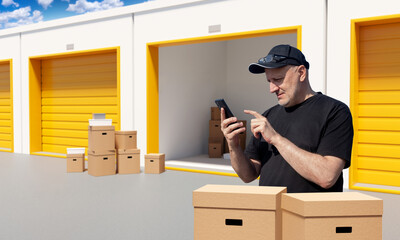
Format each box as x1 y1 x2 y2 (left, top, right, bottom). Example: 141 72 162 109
220 108 261 183
245 109 345 189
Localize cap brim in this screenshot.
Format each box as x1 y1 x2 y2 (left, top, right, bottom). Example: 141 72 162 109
248 62 288 74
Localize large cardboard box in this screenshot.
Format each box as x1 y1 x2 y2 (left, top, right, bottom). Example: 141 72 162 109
193 184 287 240
115 130 137 149
88 151 116 177
281 192 383 240
66 153 85 172
211 107 221 120
209 120 223 138
144 153 165 174
117 149 140 174
88 125 115 152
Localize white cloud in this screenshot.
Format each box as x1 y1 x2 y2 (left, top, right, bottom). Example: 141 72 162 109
2 0 19 7
37 0 54 9
0 7 43 29
66 0 124 14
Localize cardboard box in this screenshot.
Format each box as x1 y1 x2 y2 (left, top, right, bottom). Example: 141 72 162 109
209 120 223 138
88 151 116 176
211 107 221 120
67 153 85 172
193 185 287 240
144 153 165 174
88 125 115 152
281 192 383 240
117 149 140 174
115 131 137 149
208 142 222 158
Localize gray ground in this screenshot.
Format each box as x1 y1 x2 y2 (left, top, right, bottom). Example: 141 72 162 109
0 152 398 240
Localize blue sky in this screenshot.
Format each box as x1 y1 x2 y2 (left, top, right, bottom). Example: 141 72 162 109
0 0 150 29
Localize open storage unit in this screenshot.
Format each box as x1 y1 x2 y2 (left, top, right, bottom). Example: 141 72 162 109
156 31 298 172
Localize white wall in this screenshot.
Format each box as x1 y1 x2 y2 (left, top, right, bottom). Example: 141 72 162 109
226 33 297 143
327 0 400 190
134 0 327 158
18 15 134 154
0 34 22 152
159 41 227 159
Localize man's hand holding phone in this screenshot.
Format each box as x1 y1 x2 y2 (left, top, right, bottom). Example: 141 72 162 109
218 106 246 150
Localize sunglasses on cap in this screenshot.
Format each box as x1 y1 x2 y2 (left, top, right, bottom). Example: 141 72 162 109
258 54 301 65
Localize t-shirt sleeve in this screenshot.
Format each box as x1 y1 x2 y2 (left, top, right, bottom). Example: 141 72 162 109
317 103 354 169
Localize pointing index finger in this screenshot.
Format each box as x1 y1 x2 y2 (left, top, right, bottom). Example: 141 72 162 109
244 109 263 119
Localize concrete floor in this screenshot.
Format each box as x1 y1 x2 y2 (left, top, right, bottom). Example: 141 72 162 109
0 152 399 240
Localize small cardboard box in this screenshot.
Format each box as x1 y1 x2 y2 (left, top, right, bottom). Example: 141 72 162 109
117 149 140 174
67 153 85 172
211 107 221 120
281 192 383 240
88 151 116 177
88 125 115 152
208 142 222 158
115 130 137 149
209 120 223 138
144 153 165 174
193 184 287 240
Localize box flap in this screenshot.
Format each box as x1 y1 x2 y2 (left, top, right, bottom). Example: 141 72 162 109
67 153 85 158
118 149 140 154
88 149 116 156
145 153 165 158
282 192 383 217
193 184 287 210
116 130 137 135
88 125 115 131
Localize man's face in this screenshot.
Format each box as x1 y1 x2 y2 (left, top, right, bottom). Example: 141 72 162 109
265 65 301 107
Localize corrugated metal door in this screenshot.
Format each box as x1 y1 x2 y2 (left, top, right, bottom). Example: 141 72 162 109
0 61 12 151
41 52 118 154
356 22 400 186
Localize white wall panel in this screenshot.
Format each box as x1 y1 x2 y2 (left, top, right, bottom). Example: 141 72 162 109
159 41 226 159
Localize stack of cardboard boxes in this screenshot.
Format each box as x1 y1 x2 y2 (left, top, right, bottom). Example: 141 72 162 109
208 107 224 158
88 125 116 176
208 107 247 158
116 131 140 174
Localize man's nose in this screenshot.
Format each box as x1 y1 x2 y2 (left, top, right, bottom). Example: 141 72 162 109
269 81 279 93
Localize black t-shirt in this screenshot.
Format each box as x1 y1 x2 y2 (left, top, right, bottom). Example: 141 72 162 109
244 93 354 193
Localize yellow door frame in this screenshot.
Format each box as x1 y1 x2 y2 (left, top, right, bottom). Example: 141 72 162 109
0 59 13 152
350 14 400 194
146 26 301 176
29 47 121 158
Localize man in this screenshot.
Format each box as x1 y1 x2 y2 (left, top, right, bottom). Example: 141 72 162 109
221 44 353 193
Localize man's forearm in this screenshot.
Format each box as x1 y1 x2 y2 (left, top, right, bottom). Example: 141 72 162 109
229 146 259 183
271 134 344 189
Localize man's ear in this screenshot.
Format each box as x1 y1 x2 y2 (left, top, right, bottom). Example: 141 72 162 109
298 65 307 82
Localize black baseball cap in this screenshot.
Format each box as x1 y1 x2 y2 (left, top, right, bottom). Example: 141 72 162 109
248 44 310 74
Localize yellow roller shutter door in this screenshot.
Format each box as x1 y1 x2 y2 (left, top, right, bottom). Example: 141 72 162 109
356 22 400 187
0 61 12 151
41 52 118 154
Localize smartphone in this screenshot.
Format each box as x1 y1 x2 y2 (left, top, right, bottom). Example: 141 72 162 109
215 99 235 119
